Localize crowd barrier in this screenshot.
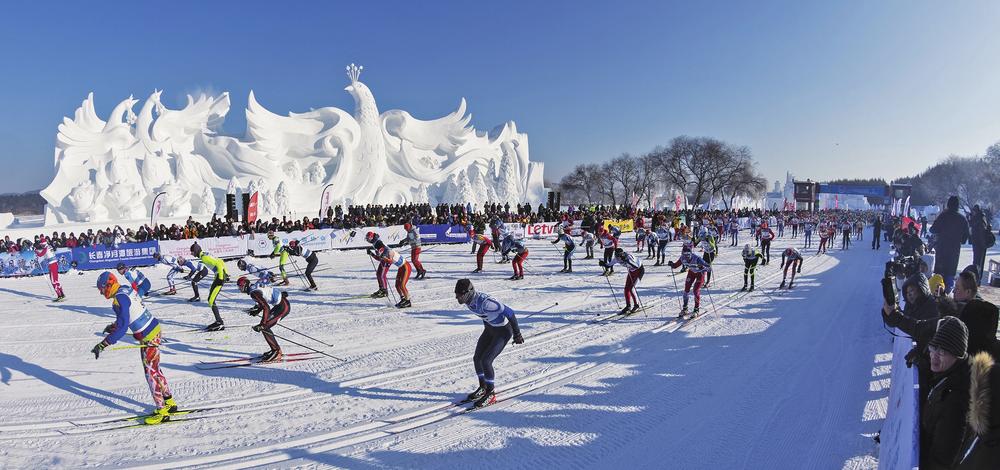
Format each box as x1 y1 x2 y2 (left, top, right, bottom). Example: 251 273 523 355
878 330 920 470
0 248 72 277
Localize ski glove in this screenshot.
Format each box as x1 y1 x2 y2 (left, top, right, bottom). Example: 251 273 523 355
91 341 108 359
598 260 607 267
103 322 117 334
513 334 524 345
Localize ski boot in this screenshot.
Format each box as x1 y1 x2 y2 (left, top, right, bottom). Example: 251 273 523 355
630 304 641 314
164 288 177 296
515 275 524 280
472 268 482 273
473 390 497 408
691 306 701 318
620 306 631 315
260 350 283 363
787 282 794 289
509 275 519 280
370 289 387 299
740 284 747 292
749 284 755 292
678 306 688 319
144 405 172 425
204 321 225 332
559 268 567 273
279 279 291 286
54 295 66 302
779 281 786 289
188 296 200 302
565 268 573 273
164 396 178 413
466 385 487 402
399 298 412 308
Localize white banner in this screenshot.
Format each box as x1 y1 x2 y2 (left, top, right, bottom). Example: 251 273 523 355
878 332 919 470
159 236 249 260
150 192 166 227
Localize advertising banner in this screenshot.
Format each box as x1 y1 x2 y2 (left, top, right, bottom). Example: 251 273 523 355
877 333 919 470
150 192 166 227
1 248 72 277
603 219 635 233
247 191 259 224
70 242 158 271
416 224 472 244
159 237 249 260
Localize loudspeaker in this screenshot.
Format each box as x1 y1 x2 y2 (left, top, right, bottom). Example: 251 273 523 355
226 194 237 221
241 193 251 221
547 191 555 208
556 191 562 209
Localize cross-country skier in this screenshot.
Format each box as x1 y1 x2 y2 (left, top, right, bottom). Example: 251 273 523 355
729 218 741 247
501 234 528 280
455 278 523 408
286 240 319 291
490 218 503 253
116 262 151 297
369 243 412 308
92 272 177 425
803 220 814 248
34 237 65 301
741 244 764 291
816 222 831 253
237 276 290 362
780 247 804 289
655 225 671 265
791 215 800 238
267 231 291 286
602 247 645 315
598 227 618 276
151 253 184 295
403 223 427 279
669 242 712 318
644 228 658 260
179 255 208 302
698 234 718 287
191 243 228 331
551 225 576 273
757 222 775 265
841 220 852 250
236 258 276 285
470 227 492 273
581 229 596 259
364 231 390 298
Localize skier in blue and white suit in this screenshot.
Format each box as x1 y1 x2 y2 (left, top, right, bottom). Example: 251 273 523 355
117 262 151 297
551 225 577 273
237 259 276 285
455 278 523 408
151 252 184 296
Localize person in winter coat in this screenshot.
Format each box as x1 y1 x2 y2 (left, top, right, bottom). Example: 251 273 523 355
931 196 971 293
969 205 992 285
953 351 999 469
917 316 972 469
952 271 999 360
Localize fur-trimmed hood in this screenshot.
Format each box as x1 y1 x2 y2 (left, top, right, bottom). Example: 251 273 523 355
966 352 994 435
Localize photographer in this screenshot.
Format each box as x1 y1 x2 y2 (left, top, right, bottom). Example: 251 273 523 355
882 273 940 404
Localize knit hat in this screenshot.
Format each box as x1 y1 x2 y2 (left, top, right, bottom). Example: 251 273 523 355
947 196 960 211
928 274 945 295
929 316 969 359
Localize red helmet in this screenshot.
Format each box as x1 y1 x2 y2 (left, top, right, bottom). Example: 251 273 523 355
365 231 378 243
404 223 412 231
96 272 119 299
237 276 250 293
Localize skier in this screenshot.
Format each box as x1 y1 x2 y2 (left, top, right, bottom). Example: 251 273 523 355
286 240 319 290
841 220 852 250
92 272 177 425
501 234 528 280
601 247 645 315
790 215 800 238
116 262 151 297
489 218 503 253
191 243 228 331
580 229 596 259
741 244 764 291
645 228 658 260
598 227 619 276
729 218 741 247
151 253 184 295
470 227 492 273
454 279 523 408
267 231 291 286
803 220 814 249
780 247 804 289
551 225 576 273
757 222 775 265
236 276 290 362
365 231 390 298
34 237 65 301
698 233 718 287
655 225 671 266
776 216 785 238
816 222 830 253
403 223 427 279
180 255 209 302
668 243 712 318
236 258 276 285
369 243 412 308
634 224 645 253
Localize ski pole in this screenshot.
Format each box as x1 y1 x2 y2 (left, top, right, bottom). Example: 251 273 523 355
277 323 334 348
520 302 559 320
270 331 346 362
634 282 648 318
669 267 682 310
605 273 621 311
289 258 310 289
705 284 719 318
366 254 395 307
109 344 156 351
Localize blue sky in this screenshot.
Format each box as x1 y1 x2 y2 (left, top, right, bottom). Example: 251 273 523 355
1 1 998 193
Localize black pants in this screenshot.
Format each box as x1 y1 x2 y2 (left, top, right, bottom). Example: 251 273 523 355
973 244 986 284
704 251 716 285
656 241 668 264
190 269 208 298
474 322 512 387
842 230 851 249
743 259 758 287
261 294 291 351
760 239 771 264
304 253 319 288
603 248 615 272
872 230 881 249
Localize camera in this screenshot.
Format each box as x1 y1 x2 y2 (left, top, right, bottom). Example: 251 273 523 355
885 255 920 279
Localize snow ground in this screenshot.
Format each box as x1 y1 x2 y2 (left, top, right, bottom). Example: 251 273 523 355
0 234 950 469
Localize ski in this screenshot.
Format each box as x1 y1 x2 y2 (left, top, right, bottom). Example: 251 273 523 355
70 408 209 427
98 413 213 431
199 351 317 365
195 354 320 370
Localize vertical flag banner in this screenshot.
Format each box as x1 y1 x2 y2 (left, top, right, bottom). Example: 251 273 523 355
150 191 166 227
247 191 259 223
674 193 682 211
319 184 335 217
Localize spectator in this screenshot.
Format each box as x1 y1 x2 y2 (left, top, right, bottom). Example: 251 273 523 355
969 205 992 285
931 196 971 293
920 316 970 469
953 271 999 360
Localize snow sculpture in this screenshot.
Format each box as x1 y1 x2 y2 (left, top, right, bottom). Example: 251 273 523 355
41 64 546 224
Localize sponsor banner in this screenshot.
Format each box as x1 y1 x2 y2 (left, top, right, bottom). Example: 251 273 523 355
878 333 919 470
247 191 259 223
319 184 335 217
0 248 72 277
417 224 471 244
603 219 634 233
159 237 249 260
70 242 158 271
249 230 337 256
150 192 166 227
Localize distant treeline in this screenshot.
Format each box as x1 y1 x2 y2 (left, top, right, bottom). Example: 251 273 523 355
0 191 45 215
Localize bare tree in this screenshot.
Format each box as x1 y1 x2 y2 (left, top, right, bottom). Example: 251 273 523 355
558 164 603 205
597 162 619 206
